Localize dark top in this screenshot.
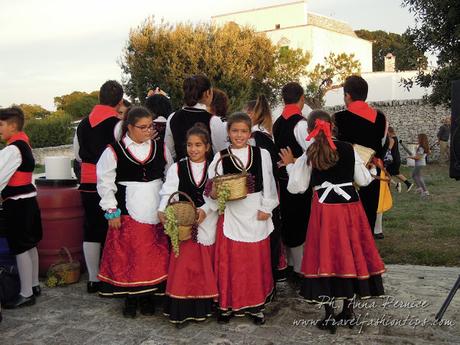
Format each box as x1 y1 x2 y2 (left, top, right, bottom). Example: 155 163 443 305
219 146 263 193
437 124 450 141
390 135 401 166
177 158 208 208
1 140 36 200
170 107 212 161
273 114 306 179
251 130 279 180
310 140 359 204
333 109 387 159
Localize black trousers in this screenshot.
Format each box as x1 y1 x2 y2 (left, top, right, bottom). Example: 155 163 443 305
80 192 108 243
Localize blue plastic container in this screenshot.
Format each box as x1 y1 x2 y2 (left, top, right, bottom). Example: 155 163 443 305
0 206 16 268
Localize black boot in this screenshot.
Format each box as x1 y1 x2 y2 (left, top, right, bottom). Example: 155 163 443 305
250 312 266 325
123 296 138 318
217 310 231 324
316 304 336 334
335 299 356 329
32 285 41 297
139 294 155 316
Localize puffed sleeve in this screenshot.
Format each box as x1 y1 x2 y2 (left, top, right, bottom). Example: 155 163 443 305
202 152 223 212
163 145 174 175
210 116 229 154
259 148 279 214
293 119 309 151
96 146 118 211
286 153 312 194
0 145 22 193
164 113 176 161
353 149 374 187
158 163 179 212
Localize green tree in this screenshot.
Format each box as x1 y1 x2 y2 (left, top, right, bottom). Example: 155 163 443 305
304 53 361 109
355 29 427 72
402 0 460 106
16 104 50 120
121 19 310 111
54 91 99 119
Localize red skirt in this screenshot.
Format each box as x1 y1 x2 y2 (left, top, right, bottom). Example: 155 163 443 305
166 240 218 299
301 193 385 279
215 216 274 313
98 215 169 296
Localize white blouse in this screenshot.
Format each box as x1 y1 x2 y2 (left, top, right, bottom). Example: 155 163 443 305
286 148 374 195
159 160 218 246
205 146 279 243
164 103 228 160
96 134 173 224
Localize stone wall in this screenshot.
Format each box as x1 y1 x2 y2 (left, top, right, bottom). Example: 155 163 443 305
326 99 450 162
32 144 74 165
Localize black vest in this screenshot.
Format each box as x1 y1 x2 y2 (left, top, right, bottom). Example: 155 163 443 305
77 116 120 191
110 138 167 215
333 109 387 159
251 130 279 180
170 107 212 161
177 158 208 208
1 140 36 200
273 114 306 179
310 140 359 204
219 146 263 193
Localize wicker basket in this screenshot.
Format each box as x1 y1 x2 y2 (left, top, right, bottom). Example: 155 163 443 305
353 144 376 166
211 153 248 201
47 247 80 285
166 191 197 241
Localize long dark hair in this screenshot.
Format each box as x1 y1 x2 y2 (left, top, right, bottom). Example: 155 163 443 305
122 106 152 136
186 123 212 160
252 94 272 133
418 133 431 155
183 75 211 107
306 110 339 170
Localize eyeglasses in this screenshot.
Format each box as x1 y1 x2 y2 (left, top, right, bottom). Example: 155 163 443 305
133 123 155 132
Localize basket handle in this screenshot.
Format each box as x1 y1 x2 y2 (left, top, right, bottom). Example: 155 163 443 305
214 152 247 177
167 191 197 211
59 247 73 264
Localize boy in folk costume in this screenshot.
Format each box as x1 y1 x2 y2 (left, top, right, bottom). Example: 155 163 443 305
280 110 385 334
272 82 311 281
0 107 42 309
96 106 172 317
333 75 387 232
74 80 123 293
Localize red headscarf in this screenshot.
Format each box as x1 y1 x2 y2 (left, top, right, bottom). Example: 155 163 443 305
305 119 337 150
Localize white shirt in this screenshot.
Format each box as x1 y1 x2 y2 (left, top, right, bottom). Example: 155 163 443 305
285 148 374 195
96 134 173 224
165 103 228 160
159 160 218 245
205 146 279 242
294 117 310 151
0 145 36 200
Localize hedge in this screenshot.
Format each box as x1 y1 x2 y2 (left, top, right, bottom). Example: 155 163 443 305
24 115 73 148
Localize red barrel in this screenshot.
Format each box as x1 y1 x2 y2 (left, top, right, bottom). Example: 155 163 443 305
36 178 84 276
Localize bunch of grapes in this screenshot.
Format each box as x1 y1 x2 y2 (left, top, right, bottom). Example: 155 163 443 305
217 183 231 214
164 206 180 257
46 275 58 288
246 173 255 193
191 223 199 243
204 180 213 197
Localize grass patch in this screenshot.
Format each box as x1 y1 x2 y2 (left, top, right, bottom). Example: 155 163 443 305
376 163 460 266
34 164 45 174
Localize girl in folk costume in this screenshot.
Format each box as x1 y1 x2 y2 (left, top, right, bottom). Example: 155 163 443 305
207 112 279 325
280 110 385 334
158 124 219 326
96 106 173 318
248 95 286 282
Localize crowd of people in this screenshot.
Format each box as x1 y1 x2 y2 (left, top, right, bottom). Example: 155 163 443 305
0 74 442 332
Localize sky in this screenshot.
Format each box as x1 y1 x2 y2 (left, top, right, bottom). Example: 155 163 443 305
0 0 417 110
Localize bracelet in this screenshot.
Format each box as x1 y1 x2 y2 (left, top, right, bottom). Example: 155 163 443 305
104 208 121 220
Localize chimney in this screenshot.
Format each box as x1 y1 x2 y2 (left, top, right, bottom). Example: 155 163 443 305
385 53 396 72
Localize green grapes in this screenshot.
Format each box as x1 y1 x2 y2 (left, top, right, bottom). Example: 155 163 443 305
165 206 180 257
217 183 231 214
46 275 58 288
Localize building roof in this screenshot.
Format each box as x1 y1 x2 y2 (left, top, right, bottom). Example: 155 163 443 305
307 12 357 37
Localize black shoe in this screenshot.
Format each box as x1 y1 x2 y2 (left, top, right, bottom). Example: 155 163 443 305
334 310 356 329
175 321 189 329
0 310 2 323
87 281 100 294
139 295 155 316
217 312 231 324
123 296 138 318
4 295 36 309
374 233 384 240
32 285 41 297
251 313 266 325
316 316 337 334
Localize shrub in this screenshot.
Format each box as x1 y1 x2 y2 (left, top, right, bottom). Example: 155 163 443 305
25 114 73 148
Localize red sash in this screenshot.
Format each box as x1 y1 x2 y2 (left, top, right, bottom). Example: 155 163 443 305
81 163 97 184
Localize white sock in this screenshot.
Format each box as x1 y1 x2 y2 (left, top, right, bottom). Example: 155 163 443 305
83 242 101 282
374 213 383 235
287 244 304 274
29 247 40 287
16 250 33 297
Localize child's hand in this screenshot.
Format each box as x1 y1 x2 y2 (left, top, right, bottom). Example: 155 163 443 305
109 217 121 230
196 209 206 224
278 147 295 167
257 211 270 221
158 211 166 225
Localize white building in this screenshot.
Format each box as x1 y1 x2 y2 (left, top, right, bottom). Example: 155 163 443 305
212 0 373 72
